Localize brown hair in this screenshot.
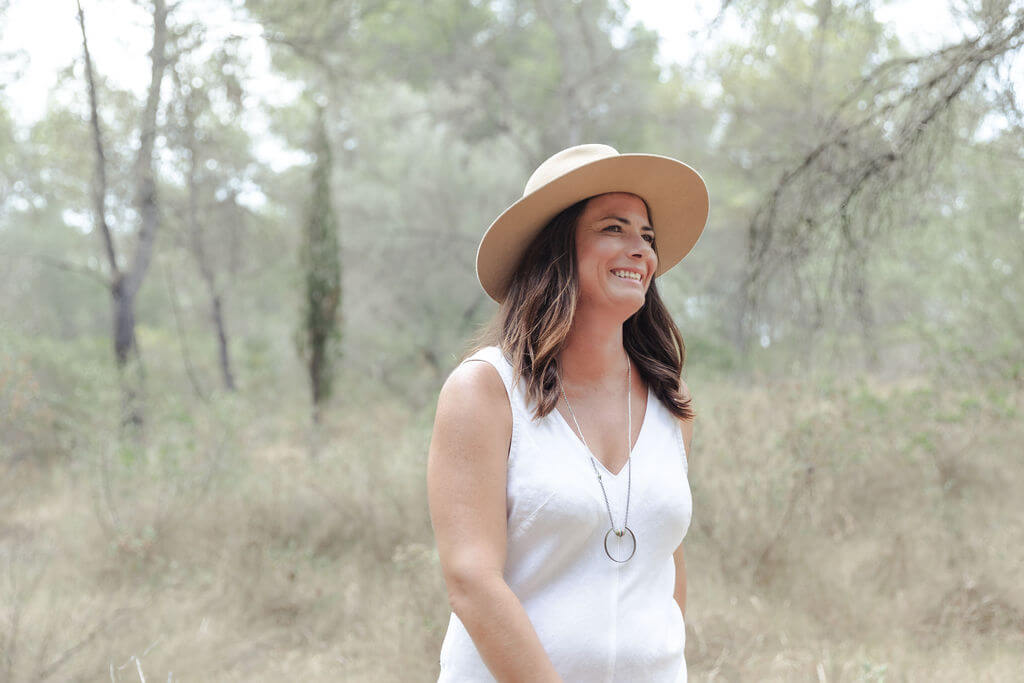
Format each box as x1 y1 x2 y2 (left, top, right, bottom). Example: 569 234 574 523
463 194 694 422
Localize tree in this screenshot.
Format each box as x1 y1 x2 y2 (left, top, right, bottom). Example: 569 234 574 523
77 0 170 437
161 22 259 396
246 0 673 393
709 0 1024 357
297 102 342 451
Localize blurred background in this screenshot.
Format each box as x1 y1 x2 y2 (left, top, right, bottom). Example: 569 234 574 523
1 0 1022 680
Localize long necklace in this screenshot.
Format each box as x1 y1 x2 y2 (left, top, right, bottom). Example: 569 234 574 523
556 353 636 563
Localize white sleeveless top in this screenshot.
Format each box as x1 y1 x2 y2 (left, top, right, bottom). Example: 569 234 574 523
438 345 692 682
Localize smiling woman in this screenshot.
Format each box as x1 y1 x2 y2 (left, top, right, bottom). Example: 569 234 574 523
427 144 709 682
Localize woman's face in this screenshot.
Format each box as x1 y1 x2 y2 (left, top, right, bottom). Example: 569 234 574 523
573 192 656 316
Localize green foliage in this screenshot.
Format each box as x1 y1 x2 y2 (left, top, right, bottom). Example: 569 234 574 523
297 104 343 405
682 330 741 375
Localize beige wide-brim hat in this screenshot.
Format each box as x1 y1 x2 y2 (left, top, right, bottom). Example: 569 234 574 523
476 143 709 304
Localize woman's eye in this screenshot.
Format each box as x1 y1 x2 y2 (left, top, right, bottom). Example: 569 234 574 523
605 225 654 245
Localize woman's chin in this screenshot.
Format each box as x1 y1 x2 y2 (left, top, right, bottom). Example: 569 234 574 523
607 291 646 316
579 286 646 315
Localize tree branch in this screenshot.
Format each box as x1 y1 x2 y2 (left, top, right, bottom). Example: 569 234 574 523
76 0 119 280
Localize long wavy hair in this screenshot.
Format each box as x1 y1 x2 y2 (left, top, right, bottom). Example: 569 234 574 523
463 193 694 422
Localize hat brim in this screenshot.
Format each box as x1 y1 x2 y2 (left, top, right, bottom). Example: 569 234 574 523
476 153 709 304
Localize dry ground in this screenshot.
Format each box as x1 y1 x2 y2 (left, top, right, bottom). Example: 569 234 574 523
2 354 1022 681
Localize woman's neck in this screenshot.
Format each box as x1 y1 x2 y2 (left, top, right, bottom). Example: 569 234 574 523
557 311 630 393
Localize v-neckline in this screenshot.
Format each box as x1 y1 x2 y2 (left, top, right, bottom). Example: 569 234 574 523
553 384 653 479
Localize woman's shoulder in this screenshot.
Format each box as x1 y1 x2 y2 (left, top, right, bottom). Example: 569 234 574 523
442 347 512 410
457 345 519 381
437 358 512 433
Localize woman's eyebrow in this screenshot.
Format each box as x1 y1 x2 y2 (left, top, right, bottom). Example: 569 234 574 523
599 215 654 233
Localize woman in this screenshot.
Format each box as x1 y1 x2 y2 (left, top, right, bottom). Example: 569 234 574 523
427 144 709 682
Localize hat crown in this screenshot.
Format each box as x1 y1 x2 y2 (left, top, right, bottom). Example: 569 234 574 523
522 144 619 197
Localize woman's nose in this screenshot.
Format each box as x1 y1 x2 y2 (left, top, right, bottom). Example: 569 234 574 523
629 235 653 257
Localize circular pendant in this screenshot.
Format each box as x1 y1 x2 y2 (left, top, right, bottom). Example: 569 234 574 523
603 526 636 563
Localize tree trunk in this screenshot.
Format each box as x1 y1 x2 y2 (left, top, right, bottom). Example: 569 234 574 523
212 293 236 391
78 0 169 441
112 275 145 437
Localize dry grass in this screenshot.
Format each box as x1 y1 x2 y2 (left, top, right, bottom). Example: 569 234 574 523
1 359 1021 681
682 370 1024 682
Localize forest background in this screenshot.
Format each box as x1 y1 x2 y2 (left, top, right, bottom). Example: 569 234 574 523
1 0 1022 680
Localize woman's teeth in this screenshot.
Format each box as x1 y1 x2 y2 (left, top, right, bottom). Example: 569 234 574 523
611 270 642 282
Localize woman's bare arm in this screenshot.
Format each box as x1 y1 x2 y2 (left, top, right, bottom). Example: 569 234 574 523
427 361 563 682
674 377 695 619
673 542 687 617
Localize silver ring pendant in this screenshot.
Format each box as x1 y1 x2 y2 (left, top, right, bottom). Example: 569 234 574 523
603 526 636 563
